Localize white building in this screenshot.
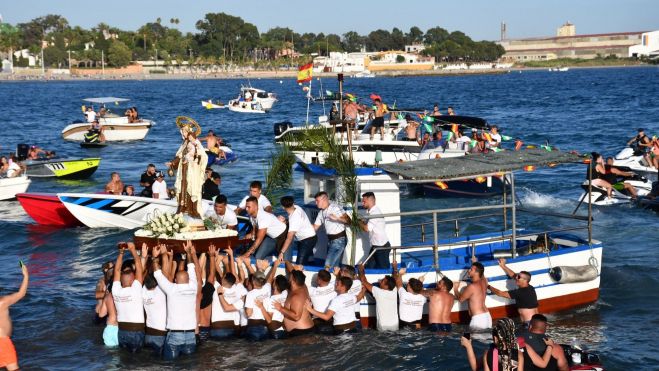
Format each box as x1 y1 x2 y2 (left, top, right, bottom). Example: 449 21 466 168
13 49 37 66
313 52 367 73
629 30 659 58
404 44 426 53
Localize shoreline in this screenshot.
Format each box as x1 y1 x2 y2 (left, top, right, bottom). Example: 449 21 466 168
0 63 654 82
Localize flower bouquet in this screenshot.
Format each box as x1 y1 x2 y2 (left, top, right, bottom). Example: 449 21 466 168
143 212 186 238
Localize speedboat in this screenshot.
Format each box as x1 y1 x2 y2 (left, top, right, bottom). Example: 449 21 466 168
207 146 238 167
16 193 82 227
61 97 155 142
232 85 277 111
613 146 658 179
577 174 652 206
201 99 226 109
282 149 603 325
0 176 31 201
24 158 100 179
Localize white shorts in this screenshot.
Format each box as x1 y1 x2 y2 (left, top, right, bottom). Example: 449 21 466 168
469 312 492 331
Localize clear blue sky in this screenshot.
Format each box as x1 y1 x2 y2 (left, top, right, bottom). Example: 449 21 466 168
2 0 657 41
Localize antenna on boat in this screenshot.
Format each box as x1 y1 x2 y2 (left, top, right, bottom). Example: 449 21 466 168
318 77 327 117
305 75 312 124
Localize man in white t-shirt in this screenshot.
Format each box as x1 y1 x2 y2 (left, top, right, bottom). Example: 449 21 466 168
243 196 288 260
306 276 361 334
339 265 364 329
203 194 238 230
143 257 167 354
255 260 288 339
85 107 97 123
110 242 145 353
244 271 272 341
358 192 390 269
307 268 337 334
487 125 502 148
393 261 427 329
313 191 352 268
278 196 317 264
6 160 22 178
234 180 273 215
212 267 244 340
153 241 199 360
358 263 398 331
151 172 168 199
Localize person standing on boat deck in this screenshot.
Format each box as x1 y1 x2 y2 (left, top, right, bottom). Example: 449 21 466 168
140 164 158 197
455 262 492 331
151 172 168 200
307 268 337 334
313 191 352 268
423 276 455 332
278 196 318 265
447 106 456 116
431 104 442 117
201 171 221 201
242 196 289 260
488 125 502 148
487 259 538 324
357 263 398 331
370 98 388 141
85 106 96 123
359 192 391 269
143 247 168 355
404 114 420 141
105 172 124 195
393 261 426 329
306 276 363 334
274 270 316 336
153 241 200 360
204 194 238 230
111 242 145 353
235 180 273 215
0 260 29 371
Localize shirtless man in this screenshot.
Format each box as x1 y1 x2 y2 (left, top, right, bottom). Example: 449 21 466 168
424 276 455 332
105 172 124 195
404 115 420 141
274 270 314 336
343 98 363 140
371 98 388 141
455 262 492 331
0 263 28 371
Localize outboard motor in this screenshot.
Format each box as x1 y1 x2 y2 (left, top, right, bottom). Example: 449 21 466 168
273 121 293 137
16 144 29 161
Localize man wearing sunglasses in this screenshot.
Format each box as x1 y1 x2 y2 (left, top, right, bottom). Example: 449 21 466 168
488 258 538 323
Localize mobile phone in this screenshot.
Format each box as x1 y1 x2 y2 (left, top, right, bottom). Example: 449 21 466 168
19 260 24 268
463 332 471 340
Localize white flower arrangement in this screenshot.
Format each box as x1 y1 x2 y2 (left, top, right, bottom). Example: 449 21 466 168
143 212 187 238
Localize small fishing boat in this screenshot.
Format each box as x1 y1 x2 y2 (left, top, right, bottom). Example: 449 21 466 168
0 176 31 201
24 158 101 179
234 85 277 110
16 193 82 227
201 99 226 109
227 100 267 114
61 97 155 142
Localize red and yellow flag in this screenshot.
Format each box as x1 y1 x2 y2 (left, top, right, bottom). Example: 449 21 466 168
297 63 313 83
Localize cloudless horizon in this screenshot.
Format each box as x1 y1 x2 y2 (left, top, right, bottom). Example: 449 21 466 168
2 0 658 41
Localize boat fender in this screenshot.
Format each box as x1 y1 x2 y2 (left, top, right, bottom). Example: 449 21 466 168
549 265 598 284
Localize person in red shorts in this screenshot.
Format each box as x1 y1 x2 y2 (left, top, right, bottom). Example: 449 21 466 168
0 262 29 370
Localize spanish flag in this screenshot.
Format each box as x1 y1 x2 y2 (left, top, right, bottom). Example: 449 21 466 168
297 63 313 83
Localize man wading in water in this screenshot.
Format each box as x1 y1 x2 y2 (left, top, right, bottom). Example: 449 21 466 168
274 270 315 336
0 262 29 371
455 262 492 331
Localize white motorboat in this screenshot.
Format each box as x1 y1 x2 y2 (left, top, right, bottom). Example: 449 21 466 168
577 177 652 206
61 97 155 142
229 85 277 111
201 99 226 109
0 176 31 201
549 67 569 72
352 70 376 78
613 146 658 179
227 100 267 114
281 149 603 325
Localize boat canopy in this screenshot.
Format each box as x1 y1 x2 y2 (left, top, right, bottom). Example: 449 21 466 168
83 97 130 104
380 149 582 182
240 86 266 93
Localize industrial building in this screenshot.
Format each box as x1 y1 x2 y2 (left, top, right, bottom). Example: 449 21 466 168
499 22 646 61
629 31 659 58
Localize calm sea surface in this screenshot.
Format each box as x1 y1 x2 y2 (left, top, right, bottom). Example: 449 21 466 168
1 67 658 370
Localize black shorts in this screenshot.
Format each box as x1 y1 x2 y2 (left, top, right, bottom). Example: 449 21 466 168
372 117 385 128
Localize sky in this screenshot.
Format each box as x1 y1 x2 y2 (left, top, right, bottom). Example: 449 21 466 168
1 0 658 41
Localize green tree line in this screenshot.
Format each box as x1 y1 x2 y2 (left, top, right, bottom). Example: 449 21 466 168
0 13 504 68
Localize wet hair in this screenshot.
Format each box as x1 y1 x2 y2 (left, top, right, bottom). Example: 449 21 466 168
250 181 262 190
338 276 353 291
280 195 295 208
317 269 331 283
144 273 158 290
381 275 395 290
274 275 289 293
290 270 306 286
472 262 485 277
440 276 453 291
491 318 519 371
215 194 228 205
246 196 258 205
408 278 423 293
341 265 356 278
223 272 236 286
314 191 328 199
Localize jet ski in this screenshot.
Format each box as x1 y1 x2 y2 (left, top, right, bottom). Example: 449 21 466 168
613 145 657 180
206 146 238 167
636 179 659 213
578 172 652 206
80 129 107 148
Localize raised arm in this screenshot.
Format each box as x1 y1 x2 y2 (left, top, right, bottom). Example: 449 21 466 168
0 264 29 308
497 258 516 278
140 243 149 272
113 244 125 283
127 242 143 284
208 245 217 285
358 264 373 293
266 256 283 285
487 284 511 299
